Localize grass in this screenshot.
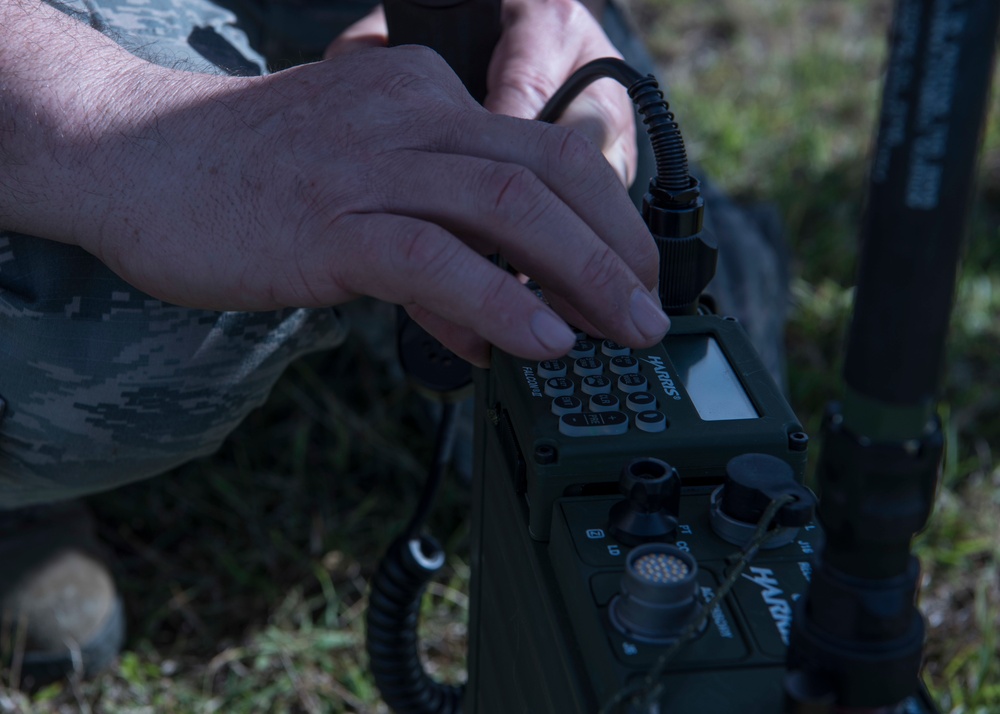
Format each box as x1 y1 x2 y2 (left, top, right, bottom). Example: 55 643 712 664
3 0 999 711
3 333 471 713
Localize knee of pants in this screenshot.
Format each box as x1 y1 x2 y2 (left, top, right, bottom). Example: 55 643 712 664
0 302 348 508
0 384 265 507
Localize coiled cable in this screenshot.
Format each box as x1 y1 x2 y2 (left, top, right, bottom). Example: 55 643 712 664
366 533 463 714
366 403 464 713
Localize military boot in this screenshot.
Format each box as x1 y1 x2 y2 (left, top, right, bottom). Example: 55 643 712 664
0 501 125 687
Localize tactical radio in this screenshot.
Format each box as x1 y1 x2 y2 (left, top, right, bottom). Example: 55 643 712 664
365 0 1000 711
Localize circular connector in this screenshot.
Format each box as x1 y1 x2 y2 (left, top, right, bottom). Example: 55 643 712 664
708 453 816 548
632 550 690 583
609 543 703 643
607 458 680 545
708 485 799 549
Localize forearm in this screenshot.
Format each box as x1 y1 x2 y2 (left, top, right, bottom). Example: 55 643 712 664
0 0 208 248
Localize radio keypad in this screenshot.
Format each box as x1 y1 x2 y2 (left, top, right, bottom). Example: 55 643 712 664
601 340 631 357
626 392 657 412
568 340 596 359
541 335 670 437
581 375 612 395
573 357 604 377
545 377 575 397
559 411 629 437
609 355 639 375
589 393 620 412
537 359 568 379
551 395 584 416
636 410 668 433
617 373 649 394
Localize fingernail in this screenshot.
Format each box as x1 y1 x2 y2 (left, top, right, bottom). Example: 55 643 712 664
530 310 575 354
630 288 671 340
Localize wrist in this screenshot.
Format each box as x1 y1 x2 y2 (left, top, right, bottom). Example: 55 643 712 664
66 67 239 259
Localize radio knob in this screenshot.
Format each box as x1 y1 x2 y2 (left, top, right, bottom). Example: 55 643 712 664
607 458 680 546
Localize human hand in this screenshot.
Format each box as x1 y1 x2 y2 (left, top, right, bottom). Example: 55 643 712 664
3 0 666 367
326 0 638 185
81 49 664 366
485 0 637 186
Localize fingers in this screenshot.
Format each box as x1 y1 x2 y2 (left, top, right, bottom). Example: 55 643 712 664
419 112 659 293
484 0 582 119
328 213 578 360
360 146 668 348
554 86 636 187
483 0 636 185
254 45 663 357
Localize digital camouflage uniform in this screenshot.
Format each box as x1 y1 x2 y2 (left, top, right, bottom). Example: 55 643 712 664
0 0 788 509
0 0 353 508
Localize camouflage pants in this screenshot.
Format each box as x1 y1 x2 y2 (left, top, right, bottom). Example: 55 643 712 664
0 0 788 508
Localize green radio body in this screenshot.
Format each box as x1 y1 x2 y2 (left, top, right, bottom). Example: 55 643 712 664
463 314 936 713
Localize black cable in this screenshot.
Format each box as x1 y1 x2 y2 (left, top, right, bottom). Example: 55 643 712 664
366 404 463 714
366 534 464 714
406 402 459 540
536 57 645 123
536 57 691 196
627 76 690 194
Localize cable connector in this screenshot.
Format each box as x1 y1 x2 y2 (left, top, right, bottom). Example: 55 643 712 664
642 179 718 315
626 72 718 315
643 177 704 238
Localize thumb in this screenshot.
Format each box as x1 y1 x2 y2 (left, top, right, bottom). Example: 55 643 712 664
483 48 573 119
323 6 388 59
